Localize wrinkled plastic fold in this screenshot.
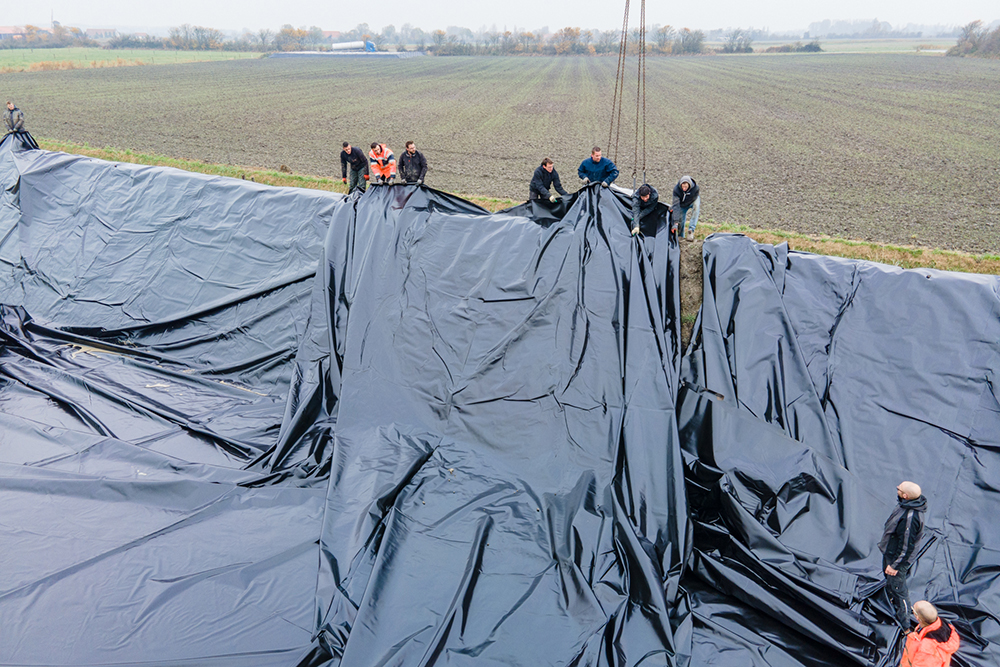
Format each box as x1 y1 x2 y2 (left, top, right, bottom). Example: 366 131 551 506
1 133 690 665
2 131 996 666
680 235 1000 667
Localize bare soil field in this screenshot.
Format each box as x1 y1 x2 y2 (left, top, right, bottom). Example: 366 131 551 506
3 54 999 253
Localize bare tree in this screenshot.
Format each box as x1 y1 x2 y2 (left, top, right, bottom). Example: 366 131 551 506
256 29 272 50
723 28 753 53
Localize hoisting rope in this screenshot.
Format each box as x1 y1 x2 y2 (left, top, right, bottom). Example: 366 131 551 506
608 0 647 187
609 0 631 163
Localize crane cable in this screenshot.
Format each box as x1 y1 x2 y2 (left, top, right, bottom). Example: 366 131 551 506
608 0 647 188
609 0 631 162
635 0 647 184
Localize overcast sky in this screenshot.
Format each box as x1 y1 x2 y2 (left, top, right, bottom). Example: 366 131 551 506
5 0 997 34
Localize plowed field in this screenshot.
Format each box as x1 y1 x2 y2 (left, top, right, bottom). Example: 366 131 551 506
3 54 999 252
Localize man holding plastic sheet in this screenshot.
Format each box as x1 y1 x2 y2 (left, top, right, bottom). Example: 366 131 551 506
879 481 928 629
672 175 700 241
901 601 960 667
369 142 396 185
398 141 427 185
529 158 569 203
4 101 25 133
630 183 659 236
340 142 369 194
578 147 618 188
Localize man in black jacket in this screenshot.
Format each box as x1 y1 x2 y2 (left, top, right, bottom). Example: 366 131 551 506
529 158 569 202
340 142 369 194
878 481 927 628
671 175 700 240
398 141 428 185
4 101 25 133
630 184 660 235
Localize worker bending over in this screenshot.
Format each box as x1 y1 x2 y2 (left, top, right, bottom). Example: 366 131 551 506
578 147 618 188
630 184 659 235
398 141 427 185
369 143 396 184
529 158 569 202
340 142 369 193
672 175 700 240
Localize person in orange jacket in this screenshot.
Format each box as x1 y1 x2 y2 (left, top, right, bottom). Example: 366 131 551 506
369 142 396 184
900 601 960 667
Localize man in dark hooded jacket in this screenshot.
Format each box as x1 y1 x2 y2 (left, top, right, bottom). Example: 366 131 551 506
630 184 659 235
878 481 928 628
398 141 428 185
4 101 25 133
529 158 569 202
340 142 369 193
671 175 700 240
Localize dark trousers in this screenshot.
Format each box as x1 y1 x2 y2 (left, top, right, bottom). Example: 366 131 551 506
883 557 911 627
348 167 367 194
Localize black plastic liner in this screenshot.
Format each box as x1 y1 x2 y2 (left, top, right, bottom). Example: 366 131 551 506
0 133 688 665
4 130 997 667
680 234 1000 667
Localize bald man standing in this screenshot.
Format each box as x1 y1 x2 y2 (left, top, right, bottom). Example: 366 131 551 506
878 481 928 628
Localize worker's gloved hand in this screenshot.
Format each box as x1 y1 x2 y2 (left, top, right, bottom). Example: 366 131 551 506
631 226 640 236
549 194 558 203
416 179 423 186
342 177 347 184
387 176 395 184
374 176 383 185
601 182 609 188
581 178 590 186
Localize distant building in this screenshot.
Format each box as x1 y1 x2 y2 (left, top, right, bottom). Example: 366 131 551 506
0 26 26 41
86 28 117 40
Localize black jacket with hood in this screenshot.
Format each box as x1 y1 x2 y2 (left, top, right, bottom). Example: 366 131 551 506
398 149 428 183
632 185 660 222
529 164 569 200
340 146 369 178
878 495 927 569
4 105 25 132
671 175 699 223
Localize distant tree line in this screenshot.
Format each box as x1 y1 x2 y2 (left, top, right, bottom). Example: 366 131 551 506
0 22 96 49
104 22 711 56
763 41 823 53
947 20 1000 58
2 20 833 57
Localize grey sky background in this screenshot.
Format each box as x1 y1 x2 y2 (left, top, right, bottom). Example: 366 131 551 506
4 0 997 34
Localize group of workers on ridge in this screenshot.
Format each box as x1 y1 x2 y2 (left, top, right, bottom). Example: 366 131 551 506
340 140 702 241
340 140 427 193
529 146 702 240
878 481 961 667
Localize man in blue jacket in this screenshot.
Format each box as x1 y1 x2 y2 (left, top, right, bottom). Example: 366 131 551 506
578 147 619 188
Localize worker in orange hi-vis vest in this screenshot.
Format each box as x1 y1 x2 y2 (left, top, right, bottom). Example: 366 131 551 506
368 143 396 184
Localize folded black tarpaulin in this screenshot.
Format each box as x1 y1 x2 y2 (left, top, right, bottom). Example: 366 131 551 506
679 234 1000 667
0 132 687 666
4 128 997 667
